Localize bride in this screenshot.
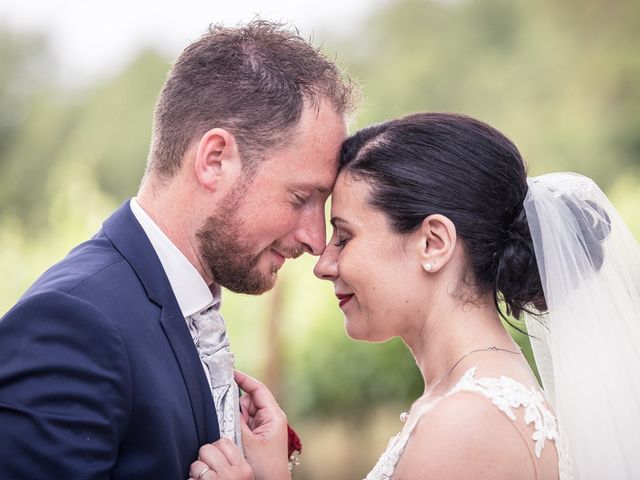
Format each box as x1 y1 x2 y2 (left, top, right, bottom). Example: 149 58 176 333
188 113 640 480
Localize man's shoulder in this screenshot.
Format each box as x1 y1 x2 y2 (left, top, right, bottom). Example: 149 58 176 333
18 225 159 311
5 229 159 333
23 233 130 298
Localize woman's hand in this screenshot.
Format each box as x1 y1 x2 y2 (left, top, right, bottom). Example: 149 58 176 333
189 372 290 480
189 438 253 480
236 370 291 480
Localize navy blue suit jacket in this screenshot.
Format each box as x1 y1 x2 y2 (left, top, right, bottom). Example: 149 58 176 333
0 201 220 479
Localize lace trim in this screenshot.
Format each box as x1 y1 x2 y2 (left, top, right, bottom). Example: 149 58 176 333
364 430 410 480
363 368 559 480
447 367 558 459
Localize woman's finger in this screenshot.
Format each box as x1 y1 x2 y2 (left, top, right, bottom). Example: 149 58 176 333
189 459 215 480
240 393 256 418
211 438 245 466
234 370 279 410
198 443 228 471
239 414 254 441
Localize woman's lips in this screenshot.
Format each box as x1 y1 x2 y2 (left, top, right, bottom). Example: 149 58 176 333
336 293 354 308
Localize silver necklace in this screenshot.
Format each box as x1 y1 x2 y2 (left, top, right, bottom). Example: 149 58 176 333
399 346 521 423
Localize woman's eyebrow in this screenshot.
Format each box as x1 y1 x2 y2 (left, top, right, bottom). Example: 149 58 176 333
330 217 349 228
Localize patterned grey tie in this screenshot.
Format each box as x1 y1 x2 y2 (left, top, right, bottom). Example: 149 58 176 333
188 305 242 450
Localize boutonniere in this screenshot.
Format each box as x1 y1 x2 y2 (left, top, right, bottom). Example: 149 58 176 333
287 424 302 471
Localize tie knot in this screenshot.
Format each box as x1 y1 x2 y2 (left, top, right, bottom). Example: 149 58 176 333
190 306 229 353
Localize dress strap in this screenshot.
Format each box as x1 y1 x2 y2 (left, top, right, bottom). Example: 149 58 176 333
364 368 560 480
446 367 558 458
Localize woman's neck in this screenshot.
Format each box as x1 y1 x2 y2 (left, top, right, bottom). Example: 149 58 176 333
403 295 520 394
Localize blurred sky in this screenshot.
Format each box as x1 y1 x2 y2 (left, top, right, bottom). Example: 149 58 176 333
0 0 383 84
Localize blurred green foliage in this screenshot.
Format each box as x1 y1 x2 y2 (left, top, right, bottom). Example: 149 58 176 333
1 1 639 477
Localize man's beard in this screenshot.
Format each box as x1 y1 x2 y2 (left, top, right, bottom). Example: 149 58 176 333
196 187 304 295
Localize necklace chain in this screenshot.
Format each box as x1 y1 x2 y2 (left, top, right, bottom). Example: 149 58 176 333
399 345 521 423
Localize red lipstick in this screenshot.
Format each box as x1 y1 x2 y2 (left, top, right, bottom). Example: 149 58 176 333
336 293 354 308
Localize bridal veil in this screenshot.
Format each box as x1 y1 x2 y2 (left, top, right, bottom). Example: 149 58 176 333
523 173 640 479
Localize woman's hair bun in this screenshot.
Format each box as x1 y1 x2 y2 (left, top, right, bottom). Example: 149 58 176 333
495 209 546 318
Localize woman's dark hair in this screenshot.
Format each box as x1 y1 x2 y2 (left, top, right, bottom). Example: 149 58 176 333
339 112 544 319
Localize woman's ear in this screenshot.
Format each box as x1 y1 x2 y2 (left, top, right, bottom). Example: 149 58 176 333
193 128 243 192
415 214 457 273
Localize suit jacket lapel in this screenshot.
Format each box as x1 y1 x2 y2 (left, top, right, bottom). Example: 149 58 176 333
102 200 220 444
158 307 215 444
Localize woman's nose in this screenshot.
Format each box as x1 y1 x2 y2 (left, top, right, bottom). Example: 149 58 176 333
313 245 338 280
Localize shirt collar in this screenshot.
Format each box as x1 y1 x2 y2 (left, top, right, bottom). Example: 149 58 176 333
129 197 220 317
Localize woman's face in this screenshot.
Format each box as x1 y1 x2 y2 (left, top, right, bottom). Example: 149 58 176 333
314 173 425 342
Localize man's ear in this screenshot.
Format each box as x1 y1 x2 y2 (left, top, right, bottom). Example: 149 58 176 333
414 214 457 273
193 128 243 192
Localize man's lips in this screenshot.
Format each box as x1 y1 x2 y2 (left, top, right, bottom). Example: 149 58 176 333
269 246 304 267
270 249 286 267
336 293 354 308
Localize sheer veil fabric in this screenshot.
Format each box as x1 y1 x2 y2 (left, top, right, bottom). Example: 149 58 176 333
523 173 640 479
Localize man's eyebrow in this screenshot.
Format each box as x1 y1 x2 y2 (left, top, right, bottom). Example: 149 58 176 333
293 182 331 195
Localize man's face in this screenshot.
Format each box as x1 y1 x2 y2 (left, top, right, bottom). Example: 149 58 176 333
197 100 347 294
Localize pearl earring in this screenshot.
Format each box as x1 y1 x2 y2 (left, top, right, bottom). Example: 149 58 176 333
424 262 433 272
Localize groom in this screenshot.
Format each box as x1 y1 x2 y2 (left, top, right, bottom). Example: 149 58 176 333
0 20 353 479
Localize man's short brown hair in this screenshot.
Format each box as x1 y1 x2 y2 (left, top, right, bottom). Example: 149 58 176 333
147 20 357 177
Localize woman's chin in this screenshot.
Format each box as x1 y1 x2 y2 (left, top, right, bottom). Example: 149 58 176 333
344 321 388 343
344 321 365 341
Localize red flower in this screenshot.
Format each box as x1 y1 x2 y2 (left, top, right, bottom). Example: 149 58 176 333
287 424 302 457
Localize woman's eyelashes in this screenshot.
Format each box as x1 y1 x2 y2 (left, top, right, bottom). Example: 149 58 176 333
332 230 351 247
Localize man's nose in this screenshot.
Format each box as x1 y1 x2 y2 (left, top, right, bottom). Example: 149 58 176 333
295 206 328 256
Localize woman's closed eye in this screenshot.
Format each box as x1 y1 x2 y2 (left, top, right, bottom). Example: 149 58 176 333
332 230 351 247
334 238 349 247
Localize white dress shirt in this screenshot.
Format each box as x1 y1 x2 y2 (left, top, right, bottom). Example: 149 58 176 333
129 197 220 317
129 197 222 390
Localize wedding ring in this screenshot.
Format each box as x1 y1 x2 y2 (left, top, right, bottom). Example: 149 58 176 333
197 466 212 479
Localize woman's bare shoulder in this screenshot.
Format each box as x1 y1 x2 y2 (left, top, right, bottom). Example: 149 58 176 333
392 391 536 480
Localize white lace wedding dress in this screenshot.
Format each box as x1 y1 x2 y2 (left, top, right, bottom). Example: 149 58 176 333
364 367 560 480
